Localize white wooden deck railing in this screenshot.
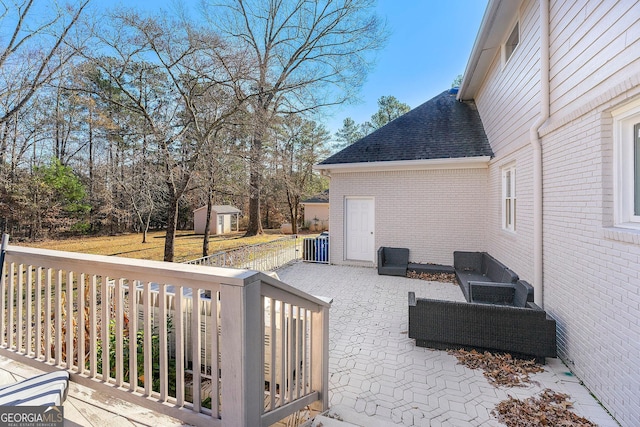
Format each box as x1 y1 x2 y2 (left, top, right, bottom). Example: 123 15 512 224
0 245 330 427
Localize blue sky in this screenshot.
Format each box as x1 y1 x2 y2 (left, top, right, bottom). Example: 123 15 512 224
329 0 489 131
98 0 489 136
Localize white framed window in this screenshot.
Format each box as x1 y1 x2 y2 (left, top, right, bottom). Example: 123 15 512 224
502 164 516 232
613 99 640 228
503 22 519 64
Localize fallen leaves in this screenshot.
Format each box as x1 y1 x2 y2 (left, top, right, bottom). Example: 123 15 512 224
492 389 597 427
407 270 457 284
448 350 597 426
448 349 544 387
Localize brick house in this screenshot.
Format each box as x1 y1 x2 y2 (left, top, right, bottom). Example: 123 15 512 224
315 90 492 266
315 1 640 425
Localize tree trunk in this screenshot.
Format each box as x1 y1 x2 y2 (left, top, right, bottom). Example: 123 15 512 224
142 208 151 244
245 136 263 236
164 193 180 262
0 121 7 165
286 189 298 234
292 197 299 234
88 104 94 230
202 192 213 257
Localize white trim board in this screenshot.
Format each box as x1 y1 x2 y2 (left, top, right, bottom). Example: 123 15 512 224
314 156 491 175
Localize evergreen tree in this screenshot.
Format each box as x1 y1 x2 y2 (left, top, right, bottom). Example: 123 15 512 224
368 95 411 131
334 117 365 150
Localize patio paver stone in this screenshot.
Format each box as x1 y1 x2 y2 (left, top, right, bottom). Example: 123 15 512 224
277 262 618 427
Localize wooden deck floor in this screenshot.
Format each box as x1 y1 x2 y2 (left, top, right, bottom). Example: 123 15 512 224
0 355 188 427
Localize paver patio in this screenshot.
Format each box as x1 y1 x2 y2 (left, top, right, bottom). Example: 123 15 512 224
0 261 619 426
277 262 618 427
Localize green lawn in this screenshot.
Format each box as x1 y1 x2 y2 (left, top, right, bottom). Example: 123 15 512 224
16 230 291 262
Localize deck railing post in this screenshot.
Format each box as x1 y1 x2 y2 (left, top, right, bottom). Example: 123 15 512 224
311 301 330 412
219 277 263 427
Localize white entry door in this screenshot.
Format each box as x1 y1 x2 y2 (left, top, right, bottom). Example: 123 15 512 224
345 197 375 262
217 215 223 234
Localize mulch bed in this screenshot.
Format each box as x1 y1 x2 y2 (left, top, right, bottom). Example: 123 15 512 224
407 270 457 284
448 349 543 387
492 389 597 427
448 349 596 426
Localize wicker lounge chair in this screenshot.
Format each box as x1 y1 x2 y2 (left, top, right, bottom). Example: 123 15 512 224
377 247 409 276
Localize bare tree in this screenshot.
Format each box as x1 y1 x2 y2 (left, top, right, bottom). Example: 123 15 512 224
89 10 246 261
205 0 387 235
0 0 90 125
275 116 329 233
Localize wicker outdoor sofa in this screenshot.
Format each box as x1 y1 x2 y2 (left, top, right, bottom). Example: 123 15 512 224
408 250 557 363
454 251 520 301
408 284 557 363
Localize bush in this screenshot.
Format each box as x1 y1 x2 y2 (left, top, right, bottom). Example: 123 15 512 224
95 316 176 396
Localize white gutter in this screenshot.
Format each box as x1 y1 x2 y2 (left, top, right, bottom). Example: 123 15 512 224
530 0 549 307
313 156 491 176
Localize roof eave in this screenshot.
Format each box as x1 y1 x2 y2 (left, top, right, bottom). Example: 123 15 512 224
458 0 520 101
193 206 241 214
314 156 491 174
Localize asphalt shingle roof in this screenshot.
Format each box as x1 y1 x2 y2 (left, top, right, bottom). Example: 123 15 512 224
194 205 241 214
302 190 329 204
212 205 241 214
320 90 492 165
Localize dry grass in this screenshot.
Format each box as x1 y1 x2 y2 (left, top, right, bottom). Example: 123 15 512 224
15 230 291 262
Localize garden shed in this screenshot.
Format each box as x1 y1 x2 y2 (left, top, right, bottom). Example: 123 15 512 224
193 205 241 235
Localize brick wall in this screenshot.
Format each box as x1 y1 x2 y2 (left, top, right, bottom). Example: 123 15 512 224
328 167 489 266
542 102 640 426
484 145 536 283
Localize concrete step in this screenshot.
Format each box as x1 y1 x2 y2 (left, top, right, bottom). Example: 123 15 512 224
309 414 361 427
304 406 400 427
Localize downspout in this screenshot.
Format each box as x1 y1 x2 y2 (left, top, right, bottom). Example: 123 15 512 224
530 0 549 307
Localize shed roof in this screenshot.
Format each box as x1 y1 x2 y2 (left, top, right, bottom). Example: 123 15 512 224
194 205 241 214
301 190 329 204
318 90 492 166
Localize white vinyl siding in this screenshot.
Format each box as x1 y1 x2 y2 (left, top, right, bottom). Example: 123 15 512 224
549 1 640 118
473 0 537 281
476 0 540 158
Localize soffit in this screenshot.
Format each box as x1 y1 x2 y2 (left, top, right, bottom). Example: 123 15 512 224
458 0 523 100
